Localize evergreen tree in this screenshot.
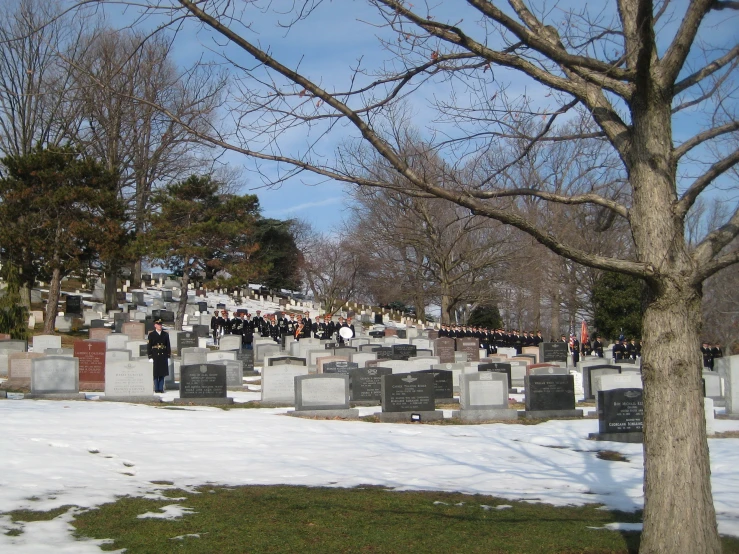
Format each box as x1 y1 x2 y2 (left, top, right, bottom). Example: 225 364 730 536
591 272 644 340
0 262 29 340
467 305 502 329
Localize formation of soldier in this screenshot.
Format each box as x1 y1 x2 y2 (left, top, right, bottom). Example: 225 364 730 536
701 341 724 370
208 309 356 348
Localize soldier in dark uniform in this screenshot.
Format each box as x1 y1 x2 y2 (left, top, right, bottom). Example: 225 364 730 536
147 319 171 393
592 335 604 357
701 341 713 369
210 311 220 345
241 313 255 350
569 334 580 366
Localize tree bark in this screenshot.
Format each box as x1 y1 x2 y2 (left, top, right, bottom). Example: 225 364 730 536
628 93 721 552
104 265 119 312
639 282 718 553
549 287 560 341
43 267 62 335
175 271 189 331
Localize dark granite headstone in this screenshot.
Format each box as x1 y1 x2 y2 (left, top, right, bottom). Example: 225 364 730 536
381 372 435 412
216 303 226 310
416 369 453 400
65 295 82 315
323 361 359 375
374 314 383 324
91 319 106 328
525 375 576 411
325 342 339 349
159 310 175 323
349 367 392 402
539 342 569 363
392 344 417 360
113 312 128 333
374 347 393 360
144 316 154 333
267 356 306 366
180 364 227 399
435 337 455 364
139 344 148 357
178 331 198 351
236 349 254 372
478 363 512 390
197 301 208 313
598 388 644 434
369 330 385 338
192 324 210 338
396 329 407 339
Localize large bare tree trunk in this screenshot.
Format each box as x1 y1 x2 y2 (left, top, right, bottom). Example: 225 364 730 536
631 99 720 553
640 284 717 552
43 267 62 335
104 265 118 312
549 287 560 341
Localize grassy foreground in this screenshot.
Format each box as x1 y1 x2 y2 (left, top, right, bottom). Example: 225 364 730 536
0 485 672 553
6 486 739 553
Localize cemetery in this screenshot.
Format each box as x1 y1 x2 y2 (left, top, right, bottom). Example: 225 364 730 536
1 282 738 552
0 1 737 551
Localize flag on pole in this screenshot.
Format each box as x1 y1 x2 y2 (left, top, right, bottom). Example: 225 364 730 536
580 320 589 346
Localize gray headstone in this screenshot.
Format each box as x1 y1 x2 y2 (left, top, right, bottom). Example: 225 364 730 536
31 356 79 393
294 374 350 410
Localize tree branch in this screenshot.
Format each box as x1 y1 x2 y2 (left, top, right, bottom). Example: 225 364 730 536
692 204 739 279
673 43 739 95
676 148 739 217
471 188 629 219
673 121 739 160
659 0 714 88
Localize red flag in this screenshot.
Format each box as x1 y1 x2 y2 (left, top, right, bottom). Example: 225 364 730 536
580 320 589 345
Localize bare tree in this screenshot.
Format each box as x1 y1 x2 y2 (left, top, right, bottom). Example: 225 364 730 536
300 227 366 315
81 1 739 551
0 0 86 306
70 27 225 306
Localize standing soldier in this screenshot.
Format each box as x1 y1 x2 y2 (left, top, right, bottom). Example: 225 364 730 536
147 319 171 394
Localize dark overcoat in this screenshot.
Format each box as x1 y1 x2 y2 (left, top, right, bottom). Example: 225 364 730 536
147 330 171 378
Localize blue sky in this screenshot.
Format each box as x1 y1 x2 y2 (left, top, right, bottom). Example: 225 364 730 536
96 0 737 232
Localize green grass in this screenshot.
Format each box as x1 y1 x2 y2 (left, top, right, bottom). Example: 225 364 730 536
7 485 739 553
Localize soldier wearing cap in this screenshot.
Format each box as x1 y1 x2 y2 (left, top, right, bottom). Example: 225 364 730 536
147 319 171 393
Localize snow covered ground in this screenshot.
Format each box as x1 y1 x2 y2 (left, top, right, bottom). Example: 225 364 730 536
1 393 738 553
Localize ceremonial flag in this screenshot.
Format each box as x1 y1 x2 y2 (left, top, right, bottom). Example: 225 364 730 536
580 320 589 345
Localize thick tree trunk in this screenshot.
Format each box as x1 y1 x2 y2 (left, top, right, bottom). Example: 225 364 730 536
440 289 452 325
43 267 62 335
629 92 721 552
131 259 142 288
19 283 31 309
104 265 118 312
175 272 189 331
639 282 719 553
549 287 560 341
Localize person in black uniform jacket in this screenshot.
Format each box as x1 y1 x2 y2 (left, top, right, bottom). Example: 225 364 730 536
701 341 713 369
241 313 255 350
222 310 232 335
148 319 171 393
569 334 580 366
230 313 242 336
210 311 220 344
592 335 604 357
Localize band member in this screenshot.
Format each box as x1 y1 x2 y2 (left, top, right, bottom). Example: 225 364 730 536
210 311 221 344
241 313 255 350
569 334 580 366
147 319 171 394
592 335 604 357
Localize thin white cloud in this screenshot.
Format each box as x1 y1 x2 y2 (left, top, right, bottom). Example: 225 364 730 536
263 196 342 217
